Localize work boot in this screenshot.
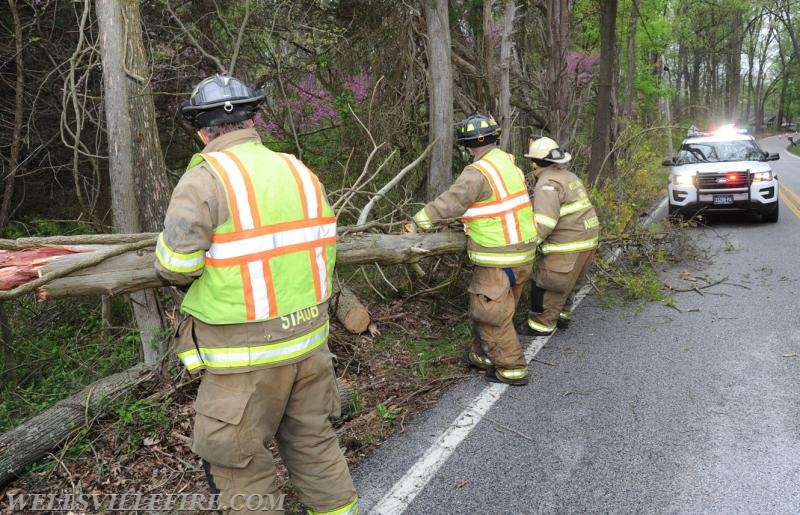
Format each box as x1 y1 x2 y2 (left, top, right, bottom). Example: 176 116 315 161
516 320 554 338
485 367 529 386
463 350 493 370
556 311 572 329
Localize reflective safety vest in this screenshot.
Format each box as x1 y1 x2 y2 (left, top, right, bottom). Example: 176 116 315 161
158 142 336 328
460 149 537 265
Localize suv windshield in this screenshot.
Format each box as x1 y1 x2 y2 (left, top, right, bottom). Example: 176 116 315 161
676 139 763 164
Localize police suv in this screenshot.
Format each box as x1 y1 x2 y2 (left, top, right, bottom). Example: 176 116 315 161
663 125 780 222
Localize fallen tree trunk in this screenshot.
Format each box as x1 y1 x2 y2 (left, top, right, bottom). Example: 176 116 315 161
0 231 467 300
0 364 153 487
0 364 355 488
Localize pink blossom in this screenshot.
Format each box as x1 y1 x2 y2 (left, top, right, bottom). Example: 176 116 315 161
566 52 597 83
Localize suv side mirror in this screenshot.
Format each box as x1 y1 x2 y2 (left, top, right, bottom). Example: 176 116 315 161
662 158 675 167
767 152 780 161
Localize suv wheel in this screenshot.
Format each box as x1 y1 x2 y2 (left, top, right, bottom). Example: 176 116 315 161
668 203 684 221
762 202 779 223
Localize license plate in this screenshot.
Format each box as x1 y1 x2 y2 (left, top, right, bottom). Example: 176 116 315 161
713 195 734 205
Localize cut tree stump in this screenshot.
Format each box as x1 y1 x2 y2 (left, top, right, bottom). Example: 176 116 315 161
334 284 371 334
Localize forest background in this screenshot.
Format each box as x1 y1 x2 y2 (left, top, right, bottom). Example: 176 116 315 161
2 0 800 509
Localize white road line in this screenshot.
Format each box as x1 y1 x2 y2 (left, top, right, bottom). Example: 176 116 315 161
368 204 662 515
369 335 548 515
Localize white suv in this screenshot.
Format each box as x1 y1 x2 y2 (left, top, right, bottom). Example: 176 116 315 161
664 126 780 222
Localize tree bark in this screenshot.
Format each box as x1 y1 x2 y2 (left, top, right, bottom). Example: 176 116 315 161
121 0 170 231
0 0 24 386
0 364 354 487
97 0 164 364
588 0 617 186
498 1 516 147
424 0 454 200
0 363 153 487
12 232 467 300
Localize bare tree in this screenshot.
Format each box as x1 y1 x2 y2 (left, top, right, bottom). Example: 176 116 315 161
588 0 617 185
498 1 516 148
96 0 164 363
424 0 454 199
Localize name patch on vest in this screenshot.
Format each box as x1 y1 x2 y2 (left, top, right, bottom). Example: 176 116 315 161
281 306 320 330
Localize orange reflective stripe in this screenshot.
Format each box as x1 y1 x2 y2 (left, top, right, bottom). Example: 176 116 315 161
484 157 511 196
309 250 322 302
279 153 309 219
204 153 244 232
206 236 337 267
211 217 337 243
263 260 278 318
472 162 502 198
223 150 262 226
241 262 256 320
277 152 327 301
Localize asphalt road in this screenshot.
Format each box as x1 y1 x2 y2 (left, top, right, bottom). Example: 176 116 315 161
351 135 800 514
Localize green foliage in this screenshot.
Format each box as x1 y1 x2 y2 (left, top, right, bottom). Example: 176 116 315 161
412 322 470 378
4 218 101 239
376 403 402 421
114 397 172 455
0 297 137 432
347 385 362 415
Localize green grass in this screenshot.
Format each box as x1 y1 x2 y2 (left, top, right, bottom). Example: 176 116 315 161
0 297 138 432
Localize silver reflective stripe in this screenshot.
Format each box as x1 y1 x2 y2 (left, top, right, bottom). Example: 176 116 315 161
560 197 593 216
467 249 536 266
155 232 206 273
535 213 558 229
462 193 531 218
207 222 336 260
498 368 528 379
528 318 555 332
413 208 435 230
539 236 599 254
177 322 329 370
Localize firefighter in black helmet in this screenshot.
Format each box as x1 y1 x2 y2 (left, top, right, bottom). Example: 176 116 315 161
158 74 358 514
409 114 538 386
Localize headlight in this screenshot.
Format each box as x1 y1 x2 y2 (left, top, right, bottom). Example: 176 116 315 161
672 174 694 186
752 171 773 182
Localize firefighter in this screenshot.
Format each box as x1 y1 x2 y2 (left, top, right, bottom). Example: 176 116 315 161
155 74 357 515
516 136 600 337
410 114 537 386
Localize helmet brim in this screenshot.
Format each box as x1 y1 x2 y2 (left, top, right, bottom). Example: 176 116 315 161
524 151 572 164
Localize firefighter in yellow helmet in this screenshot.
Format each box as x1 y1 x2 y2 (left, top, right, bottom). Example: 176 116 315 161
410 114 538 386
517 136 600 338
155 74 357 515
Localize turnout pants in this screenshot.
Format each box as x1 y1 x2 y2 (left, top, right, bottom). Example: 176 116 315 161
528 249 596 332
468 264 532 371
191 346 357 514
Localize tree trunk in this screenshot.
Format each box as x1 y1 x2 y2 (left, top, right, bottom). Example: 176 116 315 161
424 0 454 200
121 0 170 231
97 0 164 364
623 0 637 118
2 232 468 300
0 363 153 487
588 0 617 186
482 0 497 108
0 364 354 487
498 1 516 148
0 0 25 385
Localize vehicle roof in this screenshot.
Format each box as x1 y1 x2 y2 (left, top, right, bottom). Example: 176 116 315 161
681 133 755 144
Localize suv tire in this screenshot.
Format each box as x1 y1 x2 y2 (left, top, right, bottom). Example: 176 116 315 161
762 202 779 223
